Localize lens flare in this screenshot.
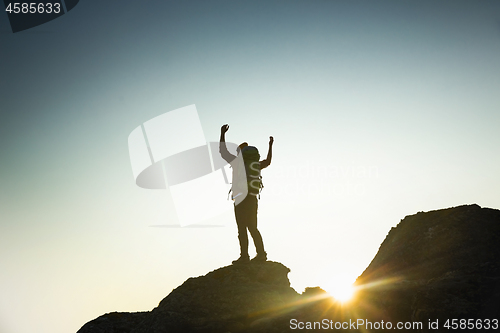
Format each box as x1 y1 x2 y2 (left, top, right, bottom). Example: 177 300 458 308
330 284 354 302
323 276 356 303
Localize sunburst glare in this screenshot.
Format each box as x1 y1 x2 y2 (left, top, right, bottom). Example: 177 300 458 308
323 276 356 303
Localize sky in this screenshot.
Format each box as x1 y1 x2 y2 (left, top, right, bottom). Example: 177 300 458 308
1 1 500 332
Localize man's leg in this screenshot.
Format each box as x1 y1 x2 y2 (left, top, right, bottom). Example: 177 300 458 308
234 201 249 260
246 196 266 258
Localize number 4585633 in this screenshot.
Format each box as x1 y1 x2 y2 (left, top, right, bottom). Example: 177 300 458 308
444 319 498 330
5 2 61 14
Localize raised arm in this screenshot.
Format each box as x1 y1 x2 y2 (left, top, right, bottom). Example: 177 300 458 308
260 136 273 169
219 124 237 163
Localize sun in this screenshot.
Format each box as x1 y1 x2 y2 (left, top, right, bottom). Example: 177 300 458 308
323 276 356 303
329 283 354 302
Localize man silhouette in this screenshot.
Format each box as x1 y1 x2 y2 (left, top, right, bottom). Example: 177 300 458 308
219 124 274 264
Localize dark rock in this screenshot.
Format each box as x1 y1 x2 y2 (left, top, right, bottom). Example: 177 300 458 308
77 261 303 333
353 204 500 332
77 312 149 333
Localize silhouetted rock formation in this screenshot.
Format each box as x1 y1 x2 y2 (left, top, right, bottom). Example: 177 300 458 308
77 262 305 333
78 204 500 333
353 204 500 332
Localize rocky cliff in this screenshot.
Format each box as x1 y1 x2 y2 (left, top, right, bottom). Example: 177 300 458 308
353 204 500 331
77 261 310 333
77 204 500 332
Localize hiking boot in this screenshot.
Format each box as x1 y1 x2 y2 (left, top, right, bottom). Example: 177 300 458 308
251 252 267 262
232 255 250 265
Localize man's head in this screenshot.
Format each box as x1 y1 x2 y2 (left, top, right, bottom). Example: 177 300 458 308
237 142 248 154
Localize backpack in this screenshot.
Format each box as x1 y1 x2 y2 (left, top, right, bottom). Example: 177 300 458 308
241 146 263 196
229 146 264 200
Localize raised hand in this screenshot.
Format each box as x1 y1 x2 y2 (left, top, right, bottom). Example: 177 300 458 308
269 136 274 145
221 124 230 134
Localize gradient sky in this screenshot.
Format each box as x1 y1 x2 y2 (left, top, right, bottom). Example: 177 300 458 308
1 1 500 332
